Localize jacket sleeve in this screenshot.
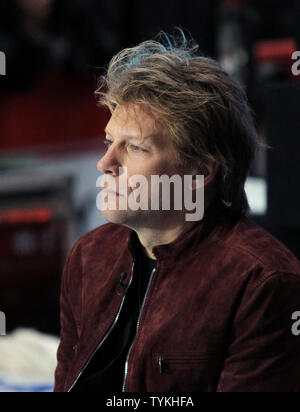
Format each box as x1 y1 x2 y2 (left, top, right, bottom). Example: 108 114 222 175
217 272 300 392
54 242 82 392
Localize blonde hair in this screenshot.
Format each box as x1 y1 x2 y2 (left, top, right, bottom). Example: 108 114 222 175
96 30 261 217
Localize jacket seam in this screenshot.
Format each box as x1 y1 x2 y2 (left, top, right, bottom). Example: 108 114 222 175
214 240 292 270
78 243 83 338
235 271 300 322
193 238 300 280
59 243 81 392
249 271 300 294
66 241 83 338
191 239 269 268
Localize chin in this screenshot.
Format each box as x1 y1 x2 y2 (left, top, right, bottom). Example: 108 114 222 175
101 209 133 225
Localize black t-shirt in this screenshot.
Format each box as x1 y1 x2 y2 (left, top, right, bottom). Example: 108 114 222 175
73 246 157 392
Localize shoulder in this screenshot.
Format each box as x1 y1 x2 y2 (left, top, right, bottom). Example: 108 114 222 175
67 222 131 264
78 222 130 247
213 216 300 283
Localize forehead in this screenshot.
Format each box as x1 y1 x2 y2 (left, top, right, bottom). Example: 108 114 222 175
106 103 164 140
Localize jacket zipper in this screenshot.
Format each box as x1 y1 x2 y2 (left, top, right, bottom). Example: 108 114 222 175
68 261 136 392
122 266 157 392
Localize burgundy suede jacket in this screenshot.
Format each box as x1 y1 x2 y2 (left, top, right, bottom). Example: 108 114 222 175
54 205 300 392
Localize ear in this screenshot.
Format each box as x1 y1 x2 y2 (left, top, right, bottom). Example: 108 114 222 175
191 160 219 190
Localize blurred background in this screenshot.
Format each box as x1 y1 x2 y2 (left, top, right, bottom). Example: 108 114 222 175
0 0 299 391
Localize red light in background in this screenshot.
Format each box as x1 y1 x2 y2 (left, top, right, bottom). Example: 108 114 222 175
0 208 54 225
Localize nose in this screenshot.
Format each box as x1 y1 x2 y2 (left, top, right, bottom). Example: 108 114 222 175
97 146 120 175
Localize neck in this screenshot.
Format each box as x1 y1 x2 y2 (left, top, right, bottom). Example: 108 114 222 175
132 196 217 260
136 219 199 260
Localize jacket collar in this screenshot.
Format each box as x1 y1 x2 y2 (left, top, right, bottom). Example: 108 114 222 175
127 199 239 262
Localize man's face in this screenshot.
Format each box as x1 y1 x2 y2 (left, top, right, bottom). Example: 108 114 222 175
97 103 193 229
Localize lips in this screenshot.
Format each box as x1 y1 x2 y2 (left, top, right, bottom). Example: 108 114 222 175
101 187 123 196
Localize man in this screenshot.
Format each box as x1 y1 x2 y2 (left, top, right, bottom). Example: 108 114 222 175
54 32 300 392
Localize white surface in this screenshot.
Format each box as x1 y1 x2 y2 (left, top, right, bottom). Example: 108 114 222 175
0 328 59 392
245 177 268 216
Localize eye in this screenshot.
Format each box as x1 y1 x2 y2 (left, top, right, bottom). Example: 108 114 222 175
103 139 113 150
128 143 148 153
129 144 143 152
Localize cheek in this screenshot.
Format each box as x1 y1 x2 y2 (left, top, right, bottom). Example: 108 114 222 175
125 152 180 193
156 148 182 174
154 161 181 177
126 159 158 183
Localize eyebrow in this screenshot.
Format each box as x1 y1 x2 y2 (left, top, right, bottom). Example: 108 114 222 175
104 129 152 146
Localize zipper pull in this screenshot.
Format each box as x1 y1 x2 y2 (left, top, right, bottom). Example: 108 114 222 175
116 262 136 296
116 272 128 296
158 356 164 375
